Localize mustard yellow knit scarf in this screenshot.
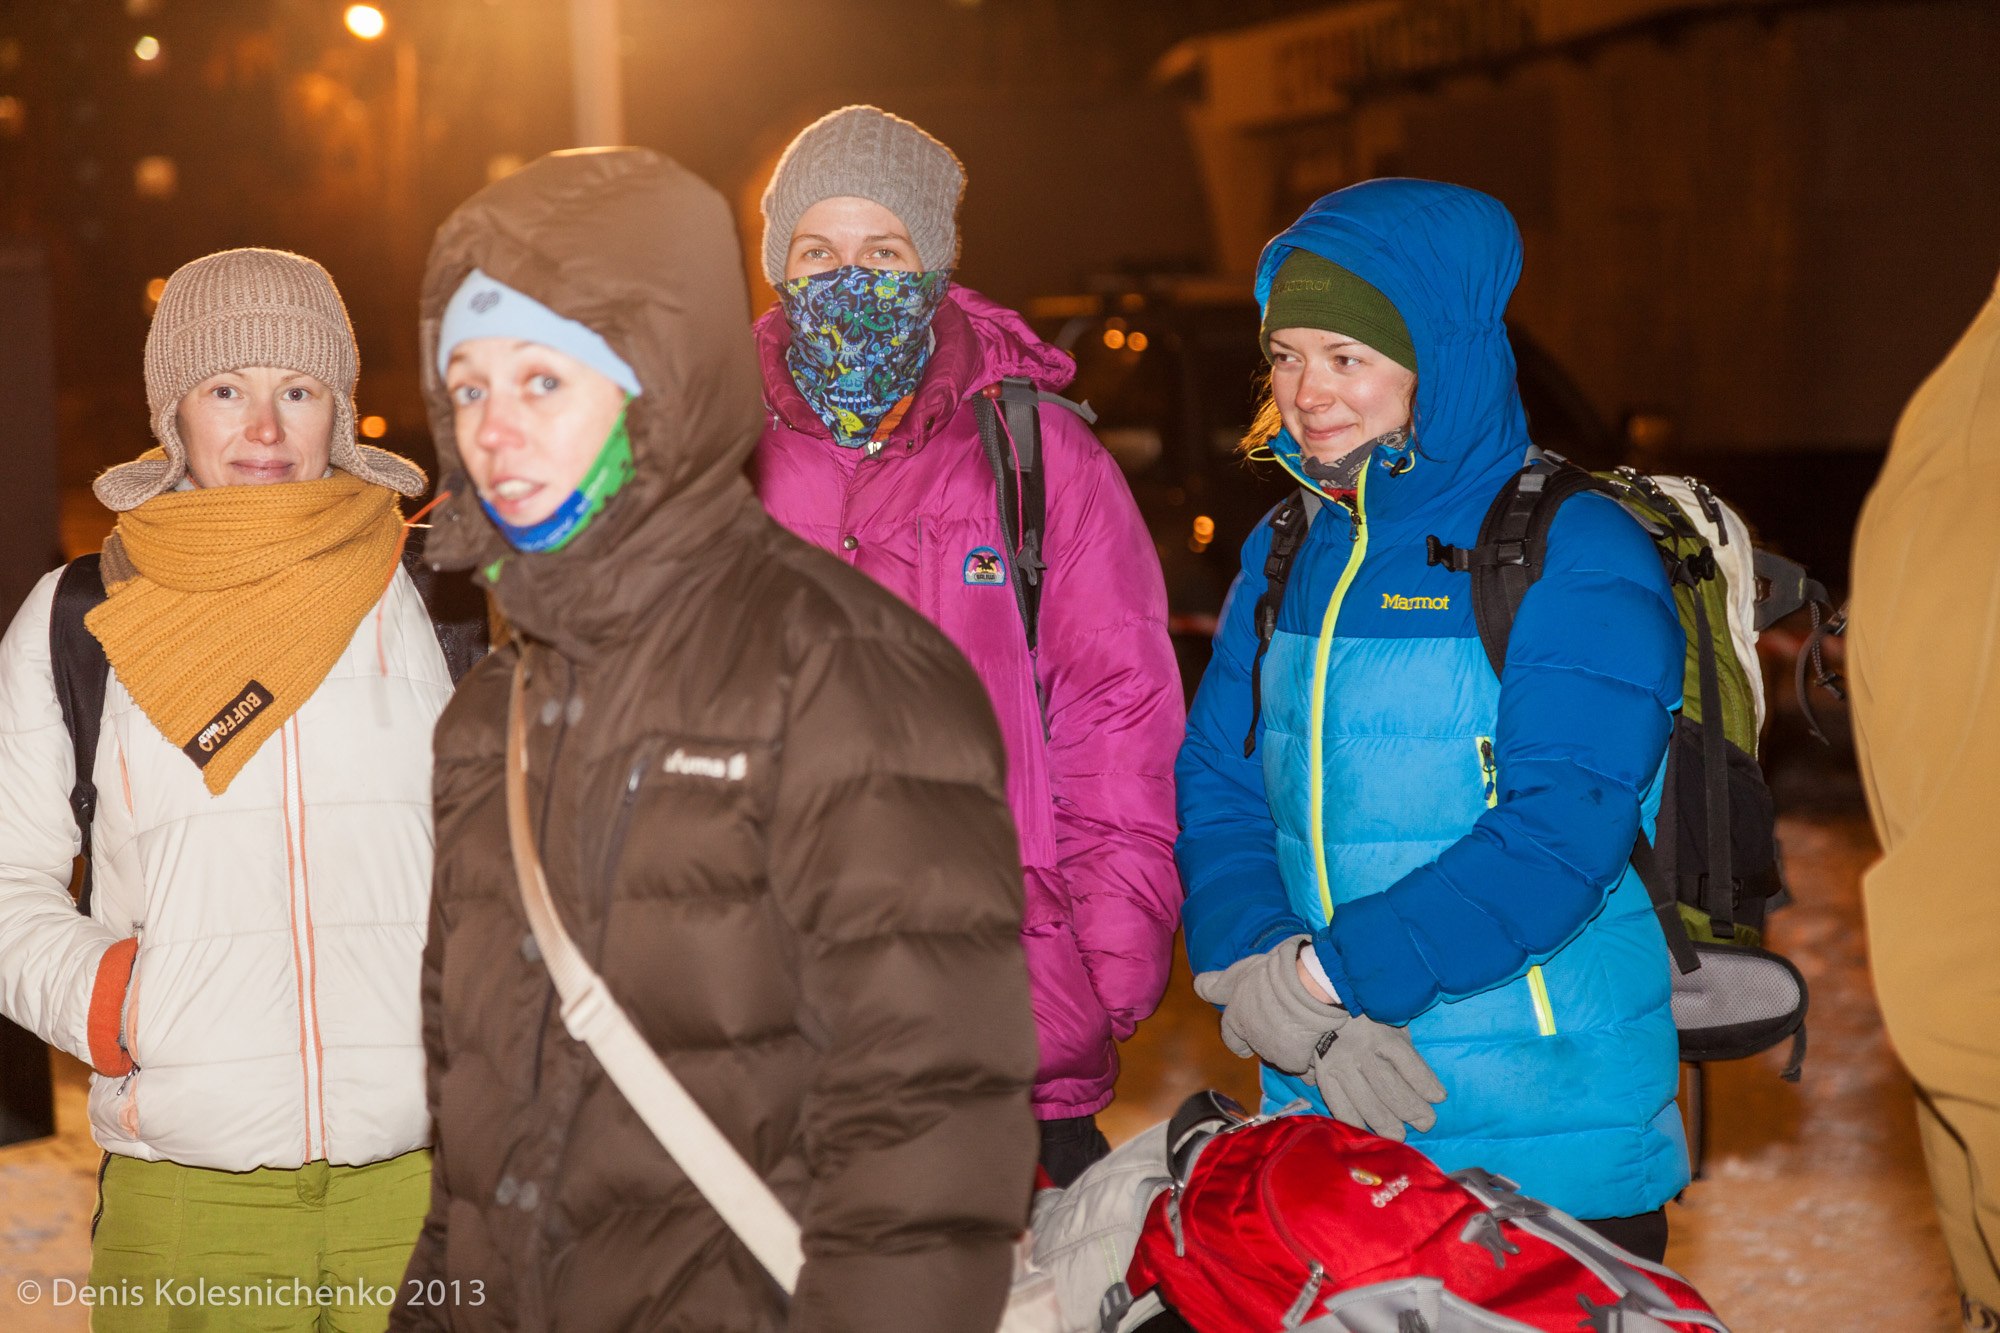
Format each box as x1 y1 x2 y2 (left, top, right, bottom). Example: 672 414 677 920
87 473 404 794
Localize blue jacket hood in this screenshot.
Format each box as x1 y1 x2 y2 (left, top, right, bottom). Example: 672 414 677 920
1256 179 1532 532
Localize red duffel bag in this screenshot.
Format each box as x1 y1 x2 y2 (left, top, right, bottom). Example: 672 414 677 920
1121 1094 1728 1332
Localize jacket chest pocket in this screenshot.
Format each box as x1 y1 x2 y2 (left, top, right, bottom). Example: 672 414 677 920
605 732 797 1046
917 519 1057 868
578 733 778 903
632 733 777 839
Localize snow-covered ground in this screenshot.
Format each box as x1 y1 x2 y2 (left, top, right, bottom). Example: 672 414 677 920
0 796 1961 1330
0 1053 101 1332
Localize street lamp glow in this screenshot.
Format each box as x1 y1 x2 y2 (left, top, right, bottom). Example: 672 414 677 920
344 5 387 40
133 35 161 61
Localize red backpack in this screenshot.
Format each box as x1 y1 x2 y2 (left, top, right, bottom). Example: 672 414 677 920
1121 1095 1729 1333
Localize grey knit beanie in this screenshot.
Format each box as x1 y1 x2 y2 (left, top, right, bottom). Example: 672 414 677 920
94 247 425 512
758 106 964 288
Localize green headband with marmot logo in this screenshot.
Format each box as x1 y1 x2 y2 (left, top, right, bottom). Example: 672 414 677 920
1261 249 1416 373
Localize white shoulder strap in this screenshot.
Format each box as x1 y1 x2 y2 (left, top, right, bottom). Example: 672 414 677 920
505 663 806 1292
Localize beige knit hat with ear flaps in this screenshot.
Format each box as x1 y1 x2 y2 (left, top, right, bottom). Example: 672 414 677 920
93 247 426 512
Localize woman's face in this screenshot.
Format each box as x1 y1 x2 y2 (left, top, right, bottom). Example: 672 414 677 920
1267 328 1417 465
446 338 627 528
177 367 335 488
784 196 922 282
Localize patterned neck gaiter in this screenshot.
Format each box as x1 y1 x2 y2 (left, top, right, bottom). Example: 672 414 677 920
1299 427 1411 496
780 265 951 447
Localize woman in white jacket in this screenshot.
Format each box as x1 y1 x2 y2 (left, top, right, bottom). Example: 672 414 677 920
0 248 451 1331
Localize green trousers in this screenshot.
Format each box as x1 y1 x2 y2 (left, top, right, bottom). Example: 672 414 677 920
86 1150 431 1333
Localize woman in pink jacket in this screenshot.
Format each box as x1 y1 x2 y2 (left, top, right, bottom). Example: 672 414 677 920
752 105 1184 1182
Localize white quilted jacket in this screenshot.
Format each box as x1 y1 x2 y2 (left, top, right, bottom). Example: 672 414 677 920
0 564 450 1170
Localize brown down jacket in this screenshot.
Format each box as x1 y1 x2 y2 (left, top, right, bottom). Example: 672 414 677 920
387 148 1040 1333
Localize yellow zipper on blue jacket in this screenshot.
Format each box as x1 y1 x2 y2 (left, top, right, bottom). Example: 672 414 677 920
1308 463 1369 924
1479 734 1558 1037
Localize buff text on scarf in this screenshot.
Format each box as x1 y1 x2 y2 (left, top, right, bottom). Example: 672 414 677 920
780 265 951 447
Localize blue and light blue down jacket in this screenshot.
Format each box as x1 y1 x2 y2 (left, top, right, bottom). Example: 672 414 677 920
1176 180 1692 1219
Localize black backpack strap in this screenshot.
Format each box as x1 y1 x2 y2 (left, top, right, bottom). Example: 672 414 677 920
997 378 1047 652
1608 472 1739 937
400 530 488 685
1243 490 1319 758
1685 574 1736 935
1630 829 1700 975
1425 457 1610 675
1794 601 1847 747
1 560 98 1144
1750 548 1829 633
972 390 1033 652
1428 459 1713 967
973 377 1091 656
1761 546 1846 746
1165 1089 1251 1185
50 555 109 916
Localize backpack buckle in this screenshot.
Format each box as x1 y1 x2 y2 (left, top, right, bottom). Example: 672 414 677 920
1425 536 1472 573
1097 1284 1135 1333
1017 531 1046 587
1458 1210 1522 1269
1674 547 1718 585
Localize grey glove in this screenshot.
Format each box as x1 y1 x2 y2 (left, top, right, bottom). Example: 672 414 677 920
1308 1014 1447 1143
1192 936 1341 1075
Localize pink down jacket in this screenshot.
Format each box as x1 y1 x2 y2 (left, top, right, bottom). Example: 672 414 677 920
752 286 1184 1118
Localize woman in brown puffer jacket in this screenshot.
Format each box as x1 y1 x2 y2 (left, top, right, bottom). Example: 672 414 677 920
388 147 1039 1333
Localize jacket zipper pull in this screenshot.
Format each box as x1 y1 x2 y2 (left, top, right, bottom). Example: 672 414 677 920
118 924 143 1071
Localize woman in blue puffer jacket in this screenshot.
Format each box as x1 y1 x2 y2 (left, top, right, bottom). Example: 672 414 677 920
1176 179 1690 1259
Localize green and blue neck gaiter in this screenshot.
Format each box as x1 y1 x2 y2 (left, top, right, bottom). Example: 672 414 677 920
482 404 636 555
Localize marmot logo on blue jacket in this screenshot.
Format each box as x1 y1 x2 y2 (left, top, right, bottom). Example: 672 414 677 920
1381 593 1450 611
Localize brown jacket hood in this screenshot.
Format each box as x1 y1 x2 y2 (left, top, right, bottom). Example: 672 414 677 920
419 147 765 656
